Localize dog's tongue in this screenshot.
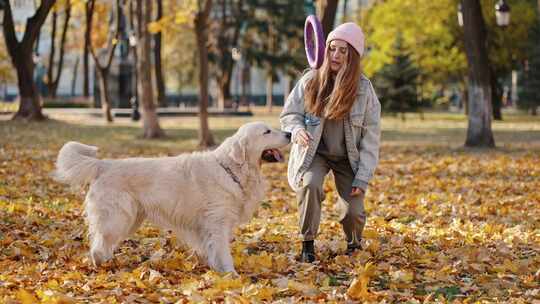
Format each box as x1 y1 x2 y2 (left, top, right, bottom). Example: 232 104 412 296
271 149 283 162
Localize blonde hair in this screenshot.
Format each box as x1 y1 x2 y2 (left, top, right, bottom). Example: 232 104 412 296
304 43 362 120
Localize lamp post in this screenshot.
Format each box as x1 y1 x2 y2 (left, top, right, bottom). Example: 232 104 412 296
495 0 510 27
231 47 242 110
457 3 464 27
458 1 510 27
128 32 140 121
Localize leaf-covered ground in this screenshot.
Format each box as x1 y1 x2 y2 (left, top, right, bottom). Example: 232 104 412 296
1 112 539 303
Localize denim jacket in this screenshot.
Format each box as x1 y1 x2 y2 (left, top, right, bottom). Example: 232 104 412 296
280 70 381 192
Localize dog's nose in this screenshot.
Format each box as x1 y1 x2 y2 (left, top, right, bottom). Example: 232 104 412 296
284 132 292 141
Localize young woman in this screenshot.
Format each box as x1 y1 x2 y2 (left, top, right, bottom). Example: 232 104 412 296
280 22 381 262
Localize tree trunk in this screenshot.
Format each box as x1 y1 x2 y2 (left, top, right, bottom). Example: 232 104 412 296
217 74 232 110
214 0 240 110
136 0 164 138
96 68 113 122
195 0 215 148
491 71 503 120
462 0 495 148
129 0 140 108
13 52 45 120
71 55 79 96
461 79 469 114
341 0 348 23
46 4 71 98
240 63 249 105
2 0 56 121
266 72 273 113
46 9 58 97
154 0 166 107
88 0 121 123
283 75 292 103
317 0 339 37
83 1 93 97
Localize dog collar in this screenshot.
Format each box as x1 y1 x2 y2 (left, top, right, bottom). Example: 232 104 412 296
218 160 245 194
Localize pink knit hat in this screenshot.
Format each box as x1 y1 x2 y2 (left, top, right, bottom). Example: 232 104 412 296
326 22 365 57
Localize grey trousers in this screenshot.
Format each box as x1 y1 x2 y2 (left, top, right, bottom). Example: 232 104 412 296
297 153 366 246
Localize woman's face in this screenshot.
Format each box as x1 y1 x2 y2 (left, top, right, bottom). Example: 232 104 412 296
328 40 349 73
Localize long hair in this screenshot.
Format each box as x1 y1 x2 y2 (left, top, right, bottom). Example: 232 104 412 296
304 43 362 120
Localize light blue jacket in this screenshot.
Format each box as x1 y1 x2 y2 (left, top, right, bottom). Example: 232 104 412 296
280 70 381 191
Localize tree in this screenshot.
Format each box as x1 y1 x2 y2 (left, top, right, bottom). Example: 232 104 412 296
316 0 338 37
373 34 421 121
359 0 535 115
135 0 165 138
44 1 72 98
87 0 119 122
359 0 467 105
154 0 167 107
0 37 15 87
209 0 245 110
149 1 199 94
194 0 215 147
482 0 536 120
2 0 56 120
462 0 495 147
83 0 93 97
242 0 306 112
157 0 214 146
519 19 540 115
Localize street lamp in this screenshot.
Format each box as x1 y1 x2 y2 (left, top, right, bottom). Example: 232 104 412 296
128 32 140 121
231 47 242 109
128 33 137 47
0 0 6 25
495 0 511 27
457 3 464 27
457 1 511 27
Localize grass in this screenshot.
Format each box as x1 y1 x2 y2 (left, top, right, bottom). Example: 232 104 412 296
1 107 539 152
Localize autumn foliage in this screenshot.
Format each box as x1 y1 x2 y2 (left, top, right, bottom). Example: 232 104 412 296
0 116 539 303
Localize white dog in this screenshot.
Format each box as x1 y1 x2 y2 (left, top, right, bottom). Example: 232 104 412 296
53 122 291 273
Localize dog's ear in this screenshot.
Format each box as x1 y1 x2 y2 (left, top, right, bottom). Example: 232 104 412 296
229 136 247 165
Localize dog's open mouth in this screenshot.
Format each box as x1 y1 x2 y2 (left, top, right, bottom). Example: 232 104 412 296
261 149 284 163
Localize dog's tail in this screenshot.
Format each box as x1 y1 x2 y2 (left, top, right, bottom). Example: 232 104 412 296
52 141 103 188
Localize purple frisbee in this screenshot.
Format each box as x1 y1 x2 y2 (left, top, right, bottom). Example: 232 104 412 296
304 15 325 69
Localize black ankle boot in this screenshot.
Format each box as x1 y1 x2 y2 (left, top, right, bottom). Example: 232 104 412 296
300 240 316 263
346 243 362 256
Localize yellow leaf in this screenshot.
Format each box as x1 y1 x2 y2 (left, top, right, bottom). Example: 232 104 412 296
363 228 378 239
348 262 377 301
347 276 374 301
253 286 276 301
225 295 251 304
17 289 38 304
148 269 162 284
287 280 318 296
133 278 146 289
503 259 519 273
273 254 289 272
390 269 414 283
214 276 244 290
147 21 162 34
47 279 60 290
51 294 76 304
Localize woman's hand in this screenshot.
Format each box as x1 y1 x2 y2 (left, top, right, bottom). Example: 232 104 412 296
294 129 313 147
350 187 364 197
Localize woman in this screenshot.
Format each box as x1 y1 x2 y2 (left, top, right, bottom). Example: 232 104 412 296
280 22 381 262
